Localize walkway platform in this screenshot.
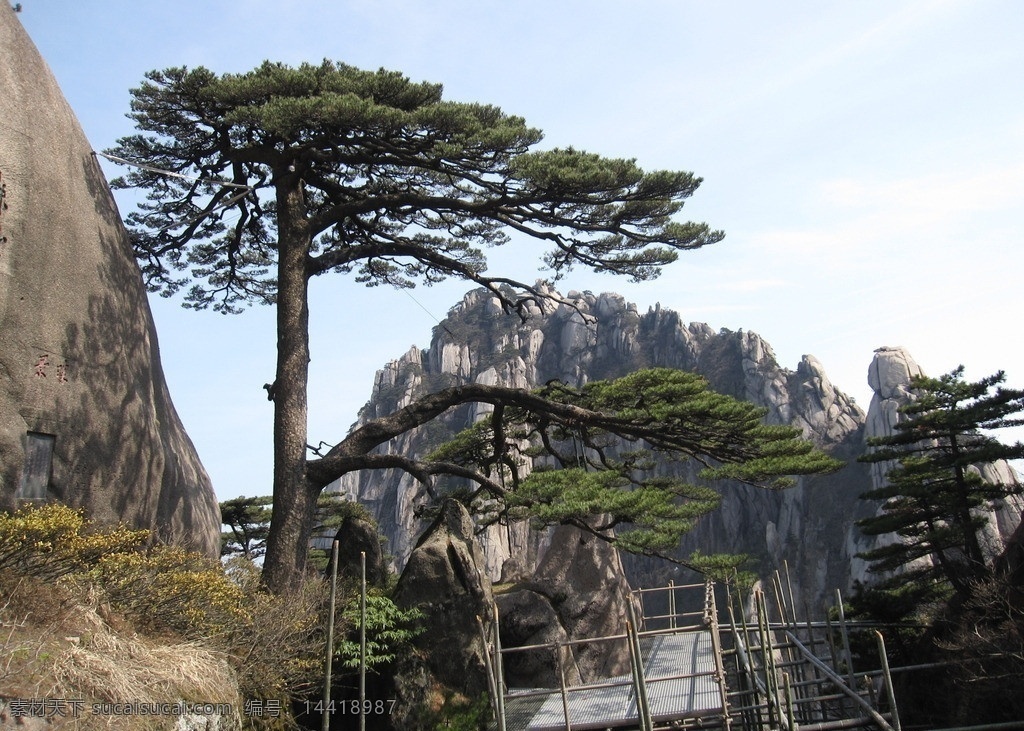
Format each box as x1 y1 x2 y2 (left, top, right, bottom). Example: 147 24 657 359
506 630 723 730
492 577 910 731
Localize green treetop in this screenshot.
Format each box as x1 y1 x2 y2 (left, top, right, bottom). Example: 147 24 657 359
219 495 273 560
108 60 727 591
858 366 1024 604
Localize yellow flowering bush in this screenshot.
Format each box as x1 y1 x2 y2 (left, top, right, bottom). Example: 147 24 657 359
0 503 147 580
95 546 248 638
0 504 246 640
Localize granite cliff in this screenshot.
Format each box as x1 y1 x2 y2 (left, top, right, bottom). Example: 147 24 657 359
331 288 1022 607
0 9 219 554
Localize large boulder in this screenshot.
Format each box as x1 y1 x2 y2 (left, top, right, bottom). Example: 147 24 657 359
495 587 579 688
0 8 219 555
495 523 641 688
532 524 635 681
329 514 389 587
391 500 494 718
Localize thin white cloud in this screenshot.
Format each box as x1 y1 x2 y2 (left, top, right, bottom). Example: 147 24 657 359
820 163 1024 214
747 161 1024 267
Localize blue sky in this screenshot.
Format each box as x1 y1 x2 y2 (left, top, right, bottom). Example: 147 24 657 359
17 1 1024 501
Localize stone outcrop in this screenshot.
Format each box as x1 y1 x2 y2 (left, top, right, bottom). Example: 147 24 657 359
996 519 1024 594
495 588 577 687
333 288 1022 610
392 500 494 700
329 514 389 587
0 9 219 554
495 523 638 687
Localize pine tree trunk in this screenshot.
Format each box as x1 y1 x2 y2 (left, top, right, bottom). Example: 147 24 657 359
262 172 318 593
950 432 988 580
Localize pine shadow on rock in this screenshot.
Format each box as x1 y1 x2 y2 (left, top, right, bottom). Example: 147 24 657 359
37 157 220 553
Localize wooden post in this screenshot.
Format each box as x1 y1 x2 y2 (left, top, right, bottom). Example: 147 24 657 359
359 551 366 731
322 540 339 731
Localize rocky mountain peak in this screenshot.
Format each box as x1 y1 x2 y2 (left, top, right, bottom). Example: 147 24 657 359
332 287 1020 608
330 285 875 605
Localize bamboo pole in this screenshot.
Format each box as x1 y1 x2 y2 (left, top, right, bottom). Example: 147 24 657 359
669 580 677 630
477 616 499 720
784 672 796 731
493 604 507 731
835 589 857 693
558 643 573 731
626 617 653 731
706 582 733 730
783 561 798 627
875 631 901 731
804 608 826 723
784 630 896 731
359 551 366 731
773 572 805 721
734 586 765 729
322 540 339 731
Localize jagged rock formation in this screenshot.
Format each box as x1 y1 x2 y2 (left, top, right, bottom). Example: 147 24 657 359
389 500 494 724
332 287 1022 610
0 9 219 555
332 287 868 607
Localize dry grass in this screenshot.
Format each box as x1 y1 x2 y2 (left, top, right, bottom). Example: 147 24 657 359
1 573 242 730
0 507 332 730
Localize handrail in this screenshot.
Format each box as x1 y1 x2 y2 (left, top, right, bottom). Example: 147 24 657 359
784 629 896 731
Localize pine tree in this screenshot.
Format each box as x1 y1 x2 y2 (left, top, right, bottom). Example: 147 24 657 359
102 61 858 591
428 368 842 571
858 366 1024 603
219 495 272 559
108 60 727 591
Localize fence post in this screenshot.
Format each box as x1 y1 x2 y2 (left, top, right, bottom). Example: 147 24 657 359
322 540 339 731
875 631 902 731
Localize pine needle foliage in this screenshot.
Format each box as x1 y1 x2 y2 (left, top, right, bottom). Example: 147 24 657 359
857 366 1024 604
430 368 842 568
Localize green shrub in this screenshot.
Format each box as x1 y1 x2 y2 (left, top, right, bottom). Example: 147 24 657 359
336 591 423 672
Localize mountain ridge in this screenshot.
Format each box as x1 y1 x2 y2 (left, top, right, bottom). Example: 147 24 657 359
329 286 1021 606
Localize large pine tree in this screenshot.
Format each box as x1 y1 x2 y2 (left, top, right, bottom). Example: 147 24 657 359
107 60 838 590
858 366 1024 603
